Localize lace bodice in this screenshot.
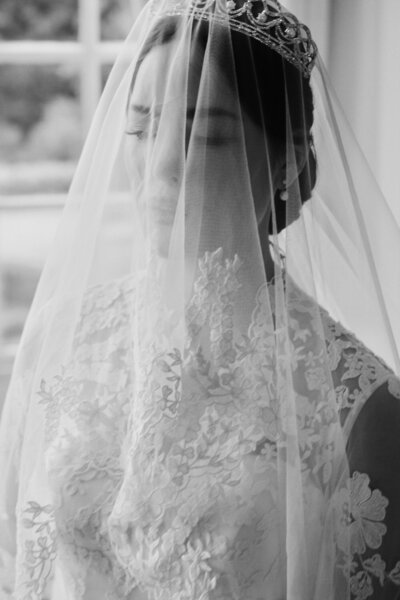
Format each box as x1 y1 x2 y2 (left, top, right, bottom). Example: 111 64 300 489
5 255 400 600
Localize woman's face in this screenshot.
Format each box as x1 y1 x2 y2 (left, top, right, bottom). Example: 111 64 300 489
124 35 279 257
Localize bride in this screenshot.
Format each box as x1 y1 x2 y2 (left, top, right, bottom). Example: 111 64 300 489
1 1 400 599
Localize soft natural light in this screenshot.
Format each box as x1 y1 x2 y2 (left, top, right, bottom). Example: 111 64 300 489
1 0 400 406
0 0 131 405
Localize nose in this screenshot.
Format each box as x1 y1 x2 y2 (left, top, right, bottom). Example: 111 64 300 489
150 115 184 185
152 144 182 186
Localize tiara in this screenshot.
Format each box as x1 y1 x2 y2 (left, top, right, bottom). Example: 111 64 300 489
150 0 318 77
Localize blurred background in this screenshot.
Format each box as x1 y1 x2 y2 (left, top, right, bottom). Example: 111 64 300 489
0 0 399 408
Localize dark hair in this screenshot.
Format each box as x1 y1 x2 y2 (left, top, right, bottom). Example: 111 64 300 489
127 16 317 234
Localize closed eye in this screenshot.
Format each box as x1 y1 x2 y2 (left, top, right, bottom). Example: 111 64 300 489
125 129 148 140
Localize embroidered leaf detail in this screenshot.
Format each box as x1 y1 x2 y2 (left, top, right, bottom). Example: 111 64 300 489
363 554 386 586
22 518 35 529
389 562 400 585
322 460 332 484
162 385 173 398
168 348 182 366
158 359 172 373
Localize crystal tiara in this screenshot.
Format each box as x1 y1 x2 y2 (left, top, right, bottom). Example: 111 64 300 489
150 0 318 77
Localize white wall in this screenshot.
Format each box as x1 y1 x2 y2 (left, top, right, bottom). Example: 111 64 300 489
285 0 400 222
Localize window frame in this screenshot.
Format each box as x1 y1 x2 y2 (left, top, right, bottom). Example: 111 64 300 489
0 0 126 374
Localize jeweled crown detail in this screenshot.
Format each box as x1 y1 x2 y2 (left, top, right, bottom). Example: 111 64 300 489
151 0 318 77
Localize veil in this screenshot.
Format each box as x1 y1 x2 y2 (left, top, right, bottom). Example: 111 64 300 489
1 1 400 599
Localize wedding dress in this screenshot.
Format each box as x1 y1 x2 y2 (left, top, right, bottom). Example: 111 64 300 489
1 1 400 599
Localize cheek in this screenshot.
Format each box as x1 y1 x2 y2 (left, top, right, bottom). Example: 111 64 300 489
123 138 147 185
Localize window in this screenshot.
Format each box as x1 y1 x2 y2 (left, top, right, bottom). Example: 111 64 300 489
0 0 132 406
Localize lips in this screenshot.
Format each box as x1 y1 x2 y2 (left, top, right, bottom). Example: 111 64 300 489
150 203 176 214
151 208 176 225
146 195 178 224
149 196 177 211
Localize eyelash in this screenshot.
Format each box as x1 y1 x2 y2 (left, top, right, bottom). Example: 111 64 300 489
125 130 148 140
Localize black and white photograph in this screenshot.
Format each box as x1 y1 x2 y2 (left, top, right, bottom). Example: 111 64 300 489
1 1 400 599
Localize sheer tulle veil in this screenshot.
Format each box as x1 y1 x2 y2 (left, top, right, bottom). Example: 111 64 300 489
1 1 400 599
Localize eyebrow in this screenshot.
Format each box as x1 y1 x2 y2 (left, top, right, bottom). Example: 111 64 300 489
131 104 151 115
130 104 237 121
187 107 237 121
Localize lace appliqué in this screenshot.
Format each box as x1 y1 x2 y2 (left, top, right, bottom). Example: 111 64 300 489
25 275 138 600
22 250 400 600
322 312 398 436
332 471 400 600
284 285 400 600
18 502 56 600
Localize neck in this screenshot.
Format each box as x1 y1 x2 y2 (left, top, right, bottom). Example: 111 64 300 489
260 238 277 283
258 213 279 282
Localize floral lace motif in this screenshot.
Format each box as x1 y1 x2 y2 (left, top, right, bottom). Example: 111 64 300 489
18 502 56 600
25 276 138 600
16 249 400 600
321 310 399 437
333 472 400 600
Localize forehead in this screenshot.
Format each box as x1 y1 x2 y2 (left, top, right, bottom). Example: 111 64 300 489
128 39 232 110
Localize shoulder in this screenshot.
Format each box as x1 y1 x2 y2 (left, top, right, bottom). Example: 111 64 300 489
319 307 398 437
347 374 400 476
320 313 400 594
348 377 400 463
346 372 400 592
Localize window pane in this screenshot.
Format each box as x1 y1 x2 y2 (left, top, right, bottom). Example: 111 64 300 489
0 64 81 195
0 62 81 404
0 205 62 406
0 207 60 341
101 0 133 40
0 0 79 41
101 63 113 89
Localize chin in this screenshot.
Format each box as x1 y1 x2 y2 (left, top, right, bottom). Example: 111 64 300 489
155 225 173 258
